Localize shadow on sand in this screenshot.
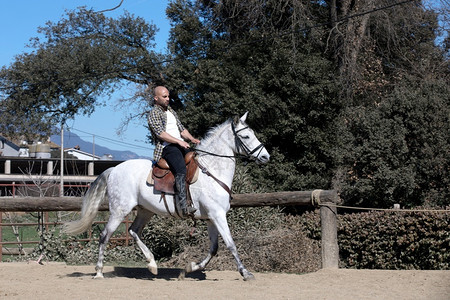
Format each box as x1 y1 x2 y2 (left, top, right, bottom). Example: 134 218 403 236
66 267 207 281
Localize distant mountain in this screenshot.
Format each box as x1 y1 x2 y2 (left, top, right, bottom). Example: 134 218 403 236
50 132 151 161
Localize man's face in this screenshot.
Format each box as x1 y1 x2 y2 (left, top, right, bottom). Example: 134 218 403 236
154 87 170 109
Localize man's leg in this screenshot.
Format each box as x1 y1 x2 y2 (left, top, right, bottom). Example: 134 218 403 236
162 145 197 217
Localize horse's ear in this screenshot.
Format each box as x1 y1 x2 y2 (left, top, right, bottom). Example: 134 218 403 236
240 111 249 123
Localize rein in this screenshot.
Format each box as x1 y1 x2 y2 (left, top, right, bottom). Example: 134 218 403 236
193 121 265 200
194 122 265 160
194 148 238 158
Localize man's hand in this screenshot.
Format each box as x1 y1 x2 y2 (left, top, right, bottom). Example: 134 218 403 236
181 129 200 146
178 140 191 148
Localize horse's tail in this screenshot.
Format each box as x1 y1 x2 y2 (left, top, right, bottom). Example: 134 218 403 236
63 167 114 235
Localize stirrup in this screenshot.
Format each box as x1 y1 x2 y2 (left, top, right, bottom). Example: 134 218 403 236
182 206 197 217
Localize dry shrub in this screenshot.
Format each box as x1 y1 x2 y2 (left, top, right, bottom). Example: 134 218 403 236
15 205 322 274
159 212 321 274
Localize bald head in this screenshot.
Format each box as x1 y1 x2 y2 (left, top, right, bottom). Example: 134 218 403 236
154 86 168 96
153 86 170 109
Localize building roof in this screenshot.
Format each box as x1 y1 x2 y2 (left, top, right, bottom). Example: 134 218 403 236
64 148 101 160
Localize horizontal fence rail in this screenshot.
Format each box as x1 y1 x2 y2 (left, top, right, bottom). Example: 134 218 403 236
0 190 338 211
0 190 339 268
0 213 133 258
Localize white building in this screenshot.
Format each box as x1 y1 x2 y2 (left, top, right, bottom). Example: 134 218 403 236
64 148 101 160
0 136 20 157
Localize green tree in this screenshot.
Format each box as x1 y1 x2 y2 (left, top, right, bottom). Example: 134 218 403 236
0 8 162 139
164 0 342 192
335 75 449 208
164 0 449 207
333 1 450 207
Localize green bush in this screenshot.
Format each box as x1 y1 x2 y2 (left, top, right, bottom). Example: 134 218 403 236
302 208 449 270
339 210 449 269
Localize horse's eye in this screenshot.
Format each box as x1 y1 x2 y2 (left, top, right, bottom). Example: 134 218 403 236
240 135 250 139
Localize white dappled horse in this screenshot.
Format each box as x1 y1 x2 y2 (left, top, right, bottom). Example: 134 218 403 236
64 112 270 281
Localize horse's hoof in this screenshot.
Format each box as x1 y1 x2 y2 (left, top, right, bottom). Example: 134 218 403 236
242 270 255 281
185 262 196 273
147 260 158 275
178 270 186 281
93 273 104 279
244 274 255 281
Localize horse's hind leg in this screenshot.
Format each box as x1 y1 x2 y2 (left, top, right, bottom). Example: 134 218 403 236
95 215 125 279
186 220 219 273
128 207 157 275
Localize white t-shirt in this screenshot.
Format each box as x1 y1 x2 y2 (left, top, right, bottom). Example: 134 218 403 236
163 110 183 146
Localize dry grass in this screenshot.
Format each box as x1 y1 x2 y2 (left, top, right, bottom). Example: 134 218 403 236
160 214 321 274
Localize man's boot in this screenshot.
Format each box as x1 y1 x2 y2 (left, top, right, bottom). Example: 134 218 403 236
175 174 197 217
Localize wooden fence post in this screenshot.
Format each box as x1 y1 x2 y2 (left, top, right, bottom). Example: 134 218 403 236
0 212 2 261
319 190 339 268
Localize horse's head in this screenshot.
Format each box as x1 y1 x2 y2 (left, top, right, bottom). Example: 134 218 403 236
232 112 270 164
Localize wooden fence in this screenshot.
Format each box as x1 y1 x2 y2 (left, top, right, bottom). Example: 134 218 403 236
0 190 339 268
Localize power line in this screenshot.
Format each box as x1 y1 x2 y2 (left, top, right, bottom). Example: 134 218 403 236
67 127 152 151
0 0 418 92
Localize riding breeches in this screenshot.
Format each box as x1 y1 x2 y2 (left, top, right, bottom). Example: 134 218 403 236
161 143 191 176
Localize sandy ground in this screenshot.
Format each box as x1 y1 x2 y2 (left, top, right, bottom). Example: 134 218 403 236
0 262 449 300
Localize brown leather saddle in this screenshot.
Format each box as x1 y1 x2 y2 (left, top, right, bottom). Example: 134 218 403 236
150 151 199 194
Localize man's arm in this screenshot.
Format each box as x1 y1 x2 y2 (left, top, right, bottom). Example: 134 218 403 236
158 131 190 148
181 129 200 145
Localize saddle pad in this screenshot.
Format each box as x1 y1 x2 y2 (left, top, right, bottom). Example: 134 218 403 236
146 155 199 193
147 170 154 185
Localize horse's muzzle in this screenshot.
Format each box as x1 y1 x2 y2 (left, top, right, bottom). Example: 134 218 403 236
257 153 270 164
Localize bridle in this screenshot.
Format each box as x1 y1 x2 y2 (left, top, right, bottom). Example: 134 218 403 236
194 121 266 200
231 121 265 160
195 121 265 161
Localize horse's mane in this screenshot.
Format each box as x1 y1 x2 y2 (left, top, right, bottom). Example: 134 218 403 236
197 118 233 149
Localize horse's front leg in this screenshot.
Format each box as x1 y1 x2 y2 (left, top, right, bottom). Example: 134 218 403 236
212 212 255 281
185 220 219 273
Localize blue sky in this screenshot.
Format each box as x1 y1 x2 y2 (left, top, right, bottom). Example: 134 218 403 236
0 0 170 157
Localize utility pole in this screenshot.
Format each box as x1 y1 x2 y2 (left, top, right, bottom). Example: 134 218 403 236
60 124 64 197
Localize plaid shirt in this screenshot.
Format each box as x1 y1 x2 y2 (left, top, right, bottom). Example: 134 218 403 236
148 105 185 162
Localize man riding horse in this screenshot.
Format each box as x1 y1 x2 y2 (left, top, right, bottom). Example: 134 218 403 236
147 86 200 217
65 108 270 280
